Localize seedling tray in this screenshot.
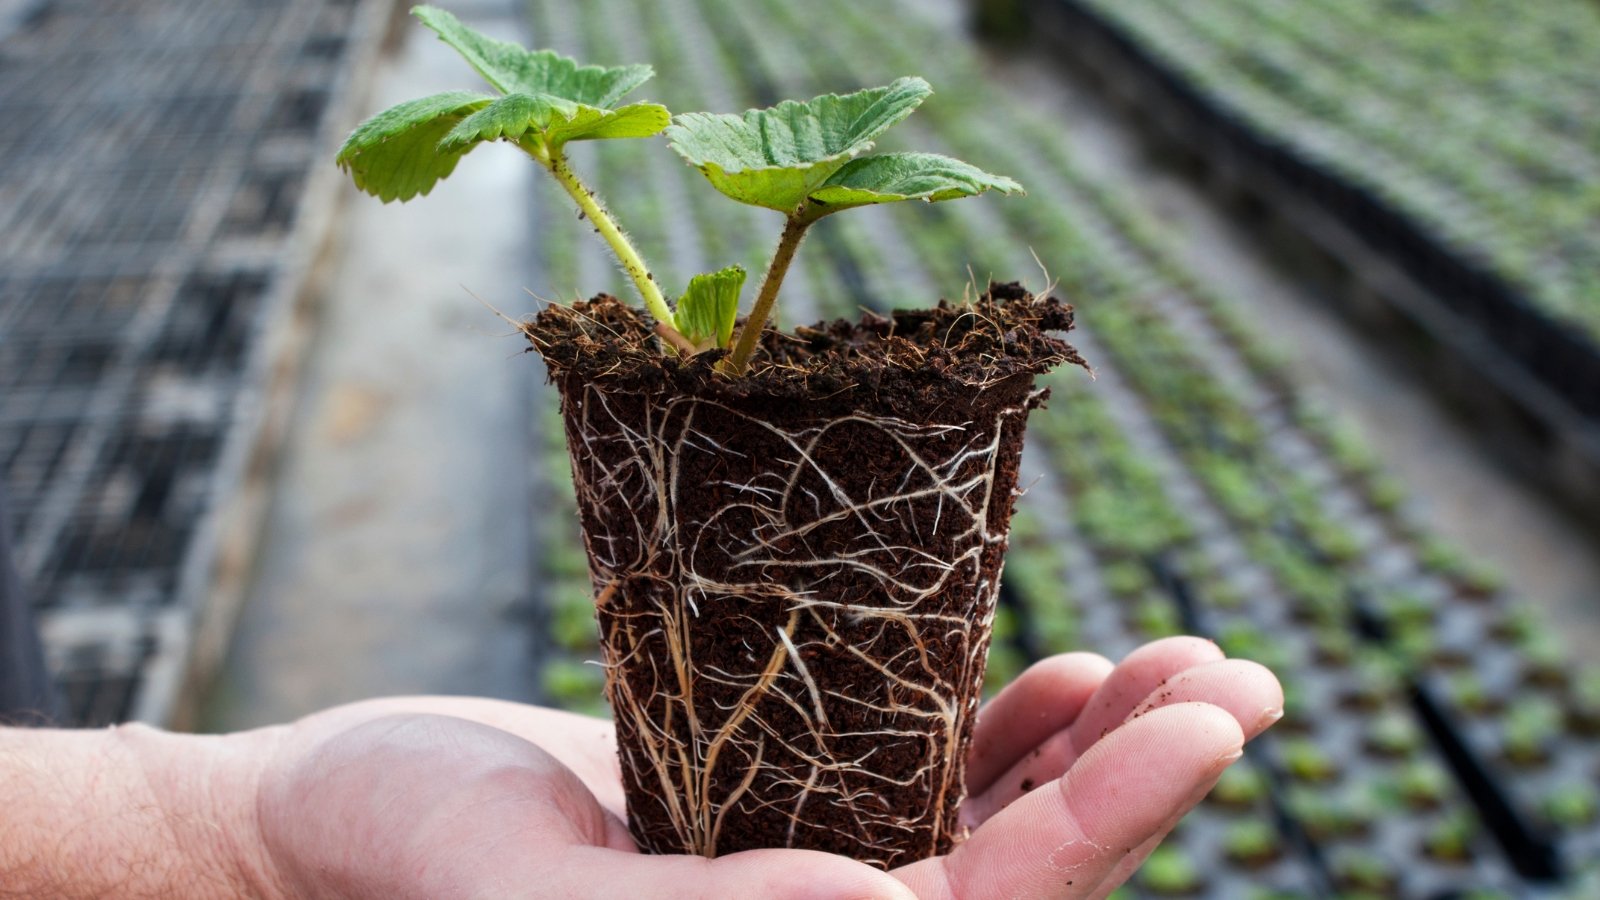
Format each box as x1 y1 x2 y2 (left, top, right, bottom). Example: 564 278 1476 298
0 0 389 725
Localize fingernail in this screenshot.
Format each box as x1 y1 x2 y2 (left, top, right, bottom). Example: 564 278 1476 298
1185 750 1244 808
1255 707 1285 732
1210 748 1244 775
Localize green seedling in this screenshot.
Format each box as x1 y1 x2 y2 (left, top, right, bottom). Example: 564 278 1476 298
1521 635 1570 688
543 657 606 711
1364 711 1423 757
1139 844 1202 895
1567 667 1600 734
337 7 1019 373
1457 557 1506 596
1223 820 1281 867
1332 848 1397 893
1448 672 1497 715
1279 678 1310 730
1131 594 1182 639
543 543 589 581
1391 626 1439 667
1375 589 1435 630
1313 627 1355 665
1101 559 1152 597
1388 760 1450 809
1493 607 1540 644
550 583 596 651
1366 473 1407 512
1502 696 1563 766
1215 621 1267 658
1287 786 1373 840
1342 649 1403 710
1542 782 1599 828
1422 811 1477 863
1008 510 1045 544
1208 764 1267 810
1281 736 1340 783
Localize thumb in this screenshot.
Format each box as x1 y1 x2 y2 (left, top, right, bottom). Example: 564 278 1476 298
892 702 1244 900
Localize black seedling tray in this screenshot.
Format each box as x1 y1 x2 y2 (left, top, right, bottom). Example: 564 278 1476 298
0 0 383 725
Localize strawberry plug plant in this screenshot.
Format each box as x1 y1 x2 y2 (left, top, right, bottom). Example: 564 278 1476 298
336 6 1084 868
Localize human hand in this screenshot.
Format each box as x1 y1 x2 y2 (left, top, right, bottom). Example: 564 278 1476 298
247 635 1281 899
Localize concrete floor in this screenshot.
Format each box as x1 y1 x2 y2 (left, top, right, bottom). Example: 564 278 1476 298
204 0 544 730
206 0 1599 729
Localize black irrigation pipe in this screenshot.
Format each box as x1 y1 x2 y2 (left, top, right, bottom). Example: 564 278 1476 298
1346 589 1566 883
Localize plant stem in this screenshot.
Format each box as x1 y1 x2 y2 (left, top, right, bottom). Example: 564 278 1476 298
723 213 813 375
539 144 678 334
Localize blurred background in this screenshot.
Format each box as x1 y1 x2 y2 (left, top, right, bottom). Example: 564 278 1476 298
2 0 1599 895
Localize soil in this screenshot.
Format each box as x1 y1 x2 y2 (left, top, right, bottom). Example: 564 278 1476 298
525 284 1084 868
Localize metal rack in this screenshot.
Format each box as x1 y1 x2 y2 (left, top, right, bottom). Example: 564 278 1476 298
0 0 391 726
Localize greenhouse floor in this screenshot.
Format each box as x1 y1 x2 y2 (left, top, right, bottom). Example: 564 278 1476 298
202 0 544 729
202 0 1600 732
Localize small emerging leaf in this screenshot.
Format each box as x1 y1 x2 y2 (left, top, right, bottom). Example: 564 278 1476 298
807 152 1023 217
414 6 653 105
440 92 669 153
336 91 494 202
666 77 932 212
674 266 746 350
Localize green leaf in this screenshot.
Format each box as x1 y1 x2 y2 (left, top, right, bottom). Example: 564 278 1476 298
807 152 1022 217
674 266 746 349
336 91 494 202
666 77 933 212
413 5 653 105
439 92 669 153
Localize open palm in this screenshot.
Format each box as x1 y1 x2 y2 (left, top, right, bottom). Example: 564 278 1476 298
254 636 1281 899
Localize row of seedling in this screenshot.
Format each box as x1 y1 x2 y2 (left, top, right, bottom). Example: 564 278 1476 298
1033 371 1518 896
1066 154 1600 872
1072 0 1600 346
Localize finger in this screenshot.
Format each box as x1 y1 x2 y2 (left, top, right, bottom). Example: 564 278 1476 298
1068 636 1223 751
298 696 625 816
546 846 916 900
1087 760 1233 900
964 640 1231 828
966 652 1113 795
1082 660 1283 897
963 725 1077 829
895 702 1244 900
963 659 1281 829
1125 659 1285 740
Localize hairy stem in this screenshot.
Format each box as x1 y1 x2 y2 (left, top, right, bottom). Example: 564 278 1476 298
538 143 682 340
723 212 814 375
